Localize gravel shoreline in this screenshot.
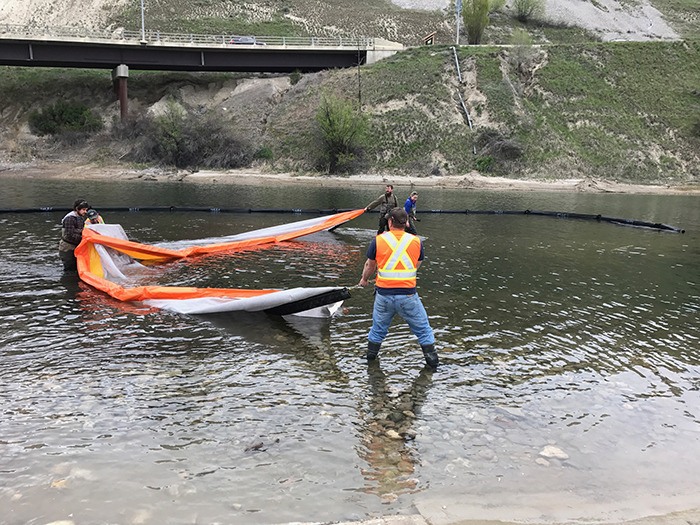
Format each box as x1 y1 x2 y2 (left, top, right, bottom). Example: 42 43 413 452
297 505 700 525
2 162 699 195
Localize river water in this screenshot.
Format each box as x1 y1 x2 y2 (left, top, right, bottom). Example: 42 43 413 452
1 176 698 525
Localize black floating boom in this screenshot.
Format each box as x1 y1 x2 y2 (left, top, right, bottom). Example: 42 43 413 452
0 206 684 233
423 209 685 233
0 206 352 215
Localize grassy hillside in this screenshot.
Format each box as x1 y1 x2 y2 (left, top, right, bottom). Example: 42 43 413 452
105 0 699 44
0 1 698 185
513 41 700 182
255 40 698 183
106 0 611 46
0 39 697 184
648 0 699 38
108 0 450 46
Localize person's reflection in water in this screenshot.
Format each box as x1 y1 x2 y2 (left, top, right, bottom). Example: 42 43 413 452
356 361 435 502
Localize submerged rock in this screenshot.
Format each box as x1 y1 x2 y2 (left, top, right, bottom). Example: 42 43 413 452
539 445 569 460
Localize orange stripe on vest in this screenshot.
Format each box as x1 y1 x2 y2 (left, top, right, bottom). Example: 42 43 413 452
375 230 421 289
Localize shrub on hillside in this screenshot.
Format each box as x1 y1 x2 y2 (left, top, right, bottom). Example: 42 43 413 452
488 0 506 12
692 119 700 138
692 91 700 138
475 155 494 172
254 146 274 161
508 28 536 80
512 0 545 23
289 70 303 86
114 103 253 169
476 129 523 170
28 101 103 136
315 95 369 174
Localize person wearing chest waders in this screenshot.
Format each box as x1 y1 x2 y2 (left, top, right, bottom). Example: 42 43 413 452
365 184 399 235
58 199 89 272
358 207 438 368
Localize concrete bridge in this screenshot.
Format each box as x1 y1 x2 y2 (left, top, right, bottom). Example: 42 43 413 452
0 24 403 72
0 23 403 119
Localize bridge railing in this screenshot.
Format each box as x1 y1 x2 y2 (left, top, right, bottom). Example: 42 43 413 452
0 23 374 49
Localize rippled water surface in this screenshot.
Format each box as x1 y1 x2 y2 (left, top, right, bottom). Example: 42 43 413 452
1 177 699 525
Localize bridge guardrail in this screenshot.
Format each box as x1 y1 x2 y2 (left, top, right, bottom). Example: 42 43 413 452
0 23 374 49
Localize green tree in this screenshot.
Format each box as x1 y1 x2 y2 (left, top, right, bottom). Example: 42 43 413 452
315 95 368 174
151 100 186 165
462 0 490 45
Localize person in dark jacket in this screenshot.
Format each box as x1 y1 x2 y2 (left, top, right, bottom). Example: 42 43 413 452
364 184 399 235
58 199 90 271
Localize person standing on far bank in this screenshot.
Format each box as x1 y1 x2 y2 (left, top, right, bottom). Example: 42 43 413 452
365 184 399 235
404 191 419 235
58 199 90 272
358 208 438 368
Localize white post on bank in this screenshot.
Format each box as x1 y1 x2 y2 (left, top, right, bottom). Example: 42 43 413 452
140 0 146 44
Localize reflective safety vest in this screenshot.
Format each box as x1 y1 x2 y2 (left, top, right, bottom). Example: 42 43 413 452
375 230 421 289
85 215 105 225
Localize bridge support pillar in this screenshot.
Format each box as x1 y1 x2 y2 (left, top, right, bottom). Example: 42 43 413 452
112 64 129 121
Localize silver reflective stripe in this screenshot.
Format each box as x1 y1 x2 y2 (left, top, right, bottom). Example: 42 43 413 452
383 233 414 270
378 268 417 279
377 233 416 279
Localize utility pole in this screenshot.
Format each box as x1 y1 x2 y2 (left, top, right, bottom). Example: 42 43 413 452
140 0 146 44
357 45 362 111
455 0 462 45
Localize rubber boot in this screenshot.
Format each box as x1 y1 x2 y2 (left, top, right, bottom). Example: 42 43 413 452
367 341 381 361
421 344 438 368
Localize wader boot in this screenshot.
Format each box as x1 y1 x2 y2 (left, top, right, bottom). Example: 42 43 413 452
421 344 438 368
367 341 381 361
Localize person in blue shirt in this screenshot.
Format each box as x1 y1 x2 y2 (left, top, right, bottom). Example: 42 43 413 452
403 191 419 235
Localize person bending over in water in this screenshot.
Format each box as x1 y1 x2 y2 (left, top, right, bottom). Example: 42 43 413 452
85 208 105 225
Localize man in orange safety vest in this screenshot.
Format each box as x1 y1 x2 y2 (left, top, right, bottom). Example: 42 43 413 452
358 207 438 368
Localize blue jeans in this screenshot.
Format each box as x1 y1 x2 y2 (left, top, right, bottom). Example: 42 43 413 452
368 292 435 347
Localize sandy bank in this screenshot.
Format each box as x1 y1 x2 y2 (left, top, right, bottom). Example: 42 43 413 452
2 162 699 195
